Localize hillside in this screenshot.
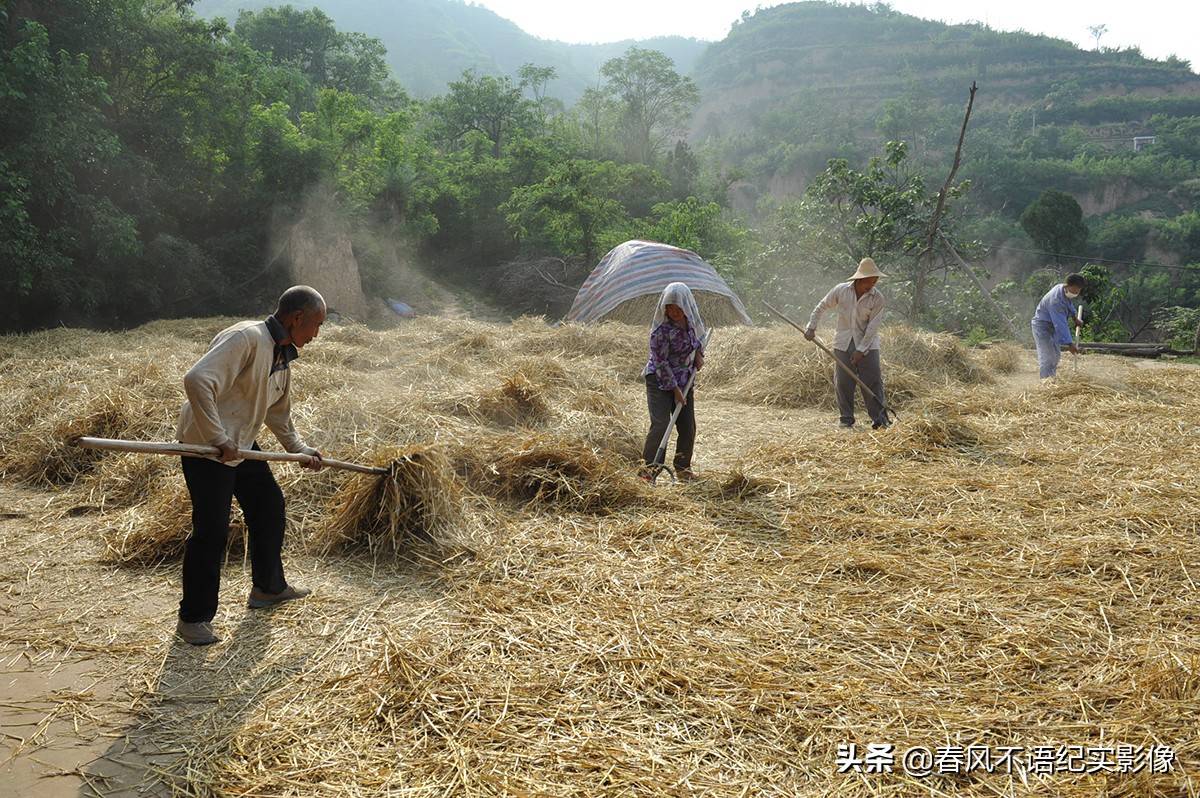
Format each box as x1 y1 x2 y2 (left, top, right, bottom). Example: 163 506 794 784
194 0 708 100
689 1 1200 290
693 2 1199 135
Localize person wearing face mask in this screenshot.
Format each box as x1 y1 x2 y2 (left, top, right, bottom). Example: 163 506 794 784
1031 273 1086 379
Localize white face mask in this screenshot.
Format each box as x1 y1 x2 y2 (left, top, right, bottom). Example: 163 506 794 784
1065 290 1080 299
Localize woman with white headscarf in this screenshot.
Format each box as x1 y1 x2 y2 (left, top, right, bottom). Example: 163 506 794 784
641 282 706 480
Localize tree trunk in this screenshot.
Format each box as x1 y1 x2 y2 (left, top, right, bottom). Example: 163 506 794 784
911 267 927 321
942 236 1024 342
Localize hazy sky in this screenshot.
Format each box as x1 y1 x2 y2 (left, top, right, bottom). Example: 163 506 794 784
472 0 1199 72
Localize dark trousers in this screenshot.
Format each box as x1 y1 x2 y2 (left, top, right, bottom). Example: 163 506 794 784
833 348 888 427
641 374 696 470
179 444 287 623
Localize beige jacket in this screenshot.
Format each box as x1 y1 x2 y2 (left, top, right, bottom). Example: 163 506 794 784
807 281 886 353
175 320 308 467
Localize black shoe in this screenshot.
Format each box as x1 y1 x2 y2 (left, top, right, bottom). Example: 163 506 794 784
176 620 220 645
839 420 854 429
248 584 311 609
872 421 890 430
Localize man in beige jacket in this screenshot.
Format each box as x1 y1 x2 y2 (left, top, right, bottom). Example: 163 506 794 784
804 258 890 429
174 286 326 645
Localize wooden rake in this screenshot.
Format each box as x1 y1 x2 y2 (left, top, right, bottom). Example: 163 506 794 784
762 300 898 424
70 437 388 475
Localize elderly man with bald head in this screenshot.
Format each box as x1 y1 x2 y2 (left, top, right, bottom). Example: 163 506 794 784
174 286 327 645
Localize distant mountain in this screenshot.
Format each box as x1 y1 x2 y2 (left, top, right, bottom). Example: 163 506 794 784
687 2 1200 219
691 2 1200 140
194 0 709 101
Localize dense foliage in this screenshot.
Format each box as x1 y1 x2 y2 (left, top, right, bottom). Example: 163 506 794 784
0 0 735 331
4 0 1200 344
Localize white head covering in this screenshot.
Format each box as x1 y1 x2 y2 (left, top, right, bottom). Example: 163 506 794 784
651 282 706 341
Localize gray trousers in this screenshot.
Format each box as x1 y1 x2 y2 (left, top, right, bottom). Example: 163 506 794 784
1032 320 1061 378
833 348 887 427
642 374 695 470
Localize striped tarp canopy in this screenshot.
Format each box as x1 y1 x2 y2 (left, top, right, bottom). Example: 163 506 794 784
565 240 753 326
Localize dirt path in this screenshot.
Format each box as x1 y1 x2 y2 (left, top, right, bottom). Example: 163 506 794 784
0 484 164 797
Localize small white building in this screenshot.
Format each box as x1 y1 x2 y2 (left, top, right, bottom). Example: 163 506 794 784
1133 136 1156 152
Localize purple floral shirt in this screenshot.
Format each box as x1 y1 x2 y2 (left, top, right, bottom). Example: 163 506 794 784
644 322 703 390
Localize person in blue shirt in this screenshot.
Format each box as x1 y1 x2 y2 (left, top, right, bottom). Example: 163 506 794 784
1031 273 1085 378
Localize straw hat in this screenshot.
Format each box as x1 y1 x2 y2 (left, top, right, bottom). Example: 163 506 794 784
849 257 886 280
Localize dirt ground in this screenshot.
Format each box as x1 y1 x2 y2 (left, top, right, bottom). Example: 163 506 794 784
0 348 1192 797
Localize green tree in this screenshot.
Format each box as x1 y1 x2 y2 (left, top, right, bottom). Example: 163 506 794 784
0 19 132 329
365 110 439 235
1078 263 1129 340
1092 215 1150 262
1156 211 1200 264
600 47 698 165
632 197 750 277
1151 115 1200 161
431 70 532 158
807 142 943 254
756 140 974 322
233 5 401 111
570 85 620 161
233 6 341 76
518 62 558 132
875 89 935 156
433 147 504 258
1020 189 1089 264
501 160 633 261
248 101 322 200
664 140 698 199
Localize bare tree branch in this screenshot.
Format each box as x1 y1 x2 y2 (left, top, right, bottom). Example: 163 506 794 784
919 81 977 262
941 234 1023 342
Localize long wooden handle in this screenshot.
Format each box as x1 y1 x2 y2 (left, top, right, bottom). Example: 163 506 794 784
70 437 388 475
1072 302 1084 370
762 300 896 420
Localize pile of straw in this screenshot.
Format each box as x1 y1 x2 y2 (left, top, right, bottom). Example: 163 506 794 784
449 368 552 427
979 341 1023 374
460 432 645 513
888 325 990 385
703 324 991 409
315 445 463 555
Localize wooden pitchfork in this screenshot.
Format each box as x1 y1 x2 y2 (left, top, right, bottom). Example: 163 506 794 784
70 437 388 475
762 300 898 424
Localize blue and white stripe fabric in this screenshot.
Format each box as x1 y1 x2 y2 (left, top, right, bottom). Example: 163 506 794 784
566 240 752 325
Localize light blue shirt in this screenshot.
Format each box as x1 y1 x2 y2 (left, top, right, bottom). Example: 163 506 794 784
1032 284 1078 346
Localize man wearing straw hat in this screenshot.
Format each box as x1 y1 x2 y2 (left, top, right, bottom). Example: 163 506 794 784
804 258 890 429
173 286 327 645
1031 273 1085 379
